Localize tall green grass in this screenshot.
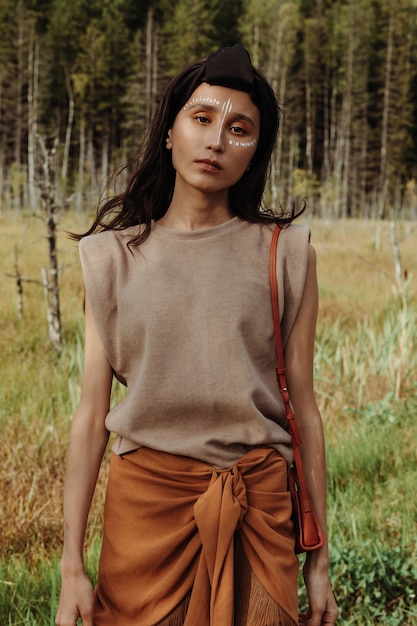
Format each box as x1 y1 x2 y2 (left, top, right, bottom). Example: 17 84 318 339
1 213 416 624
310 294 417 624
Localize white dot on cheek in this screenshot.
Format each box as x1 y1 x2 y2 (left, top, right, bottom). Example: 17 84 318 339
228 139 257 148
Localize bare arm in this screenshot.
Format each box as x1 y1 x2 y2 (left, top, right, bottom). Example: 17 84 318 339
56 297 112 626
284 245 338 626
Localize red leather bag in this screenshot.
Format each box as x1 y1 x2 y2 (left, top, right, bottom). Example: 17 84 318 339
269 225 324 553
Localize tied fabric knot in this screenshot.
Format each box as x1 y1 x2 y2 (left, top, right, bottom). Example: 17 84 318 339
94 447 298 626
189 465 248 626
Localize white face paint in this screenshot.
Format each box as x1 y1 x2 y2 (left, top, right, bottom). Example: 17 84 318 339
215 97 233 145
169 83 260 196
228 139 257 148
183 96 221 111
182 93 258 149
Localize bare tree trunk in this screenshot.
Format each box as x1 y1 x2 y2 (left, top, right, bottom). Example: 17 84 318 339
0 148 4 213
358 108 369 217
268 2 297 191
87 130 97 208
76 117 86 212
322 71 330 198
267 12 284 205
0 74 2 194
13 246 24 320
378 2 394 222
390 218 405 304
252 24 260 68
375 4 394 249
101 123 109 186
61 69 75 188
333 110 344 218
340 9 354 219
37 134 62 354
15 12 23 168
151 22 159 121
144 7 159 126
275 53 288 181
390 181 406 304
27 26 39 213
304 14 320 181
14 8 24 212
305 78 313 178
287 132 298 207
145 7 154 127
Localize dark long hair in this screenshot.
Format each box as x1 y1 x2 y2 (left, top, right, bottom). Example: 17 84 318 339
72 56 304 245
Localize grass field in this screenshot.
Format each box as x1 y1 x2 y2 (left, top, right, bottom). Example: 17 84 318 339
0 211 416 625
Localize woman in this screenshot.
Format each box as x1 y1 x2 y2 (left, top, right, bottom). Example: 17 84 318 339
56 45 338 626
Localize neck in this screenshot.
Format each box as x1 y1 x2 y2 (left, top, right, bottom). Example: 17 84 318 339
158 188 233 231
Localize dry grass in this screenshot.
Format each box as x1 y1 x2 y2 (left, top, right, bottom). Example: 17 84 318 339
0 210 103 566
311 218 416 321
0 211 416 623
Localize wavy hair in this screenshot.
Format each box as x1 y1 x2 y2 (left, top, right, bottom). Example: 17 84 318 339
72 55 304 245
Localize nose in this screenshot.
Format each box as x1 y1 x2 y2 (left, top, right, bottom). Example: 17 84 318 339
207 139 224 154
207 125 225 153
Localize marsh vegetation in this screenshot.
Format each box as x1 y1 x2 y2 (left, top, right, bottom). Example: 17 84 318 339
0 213 416 625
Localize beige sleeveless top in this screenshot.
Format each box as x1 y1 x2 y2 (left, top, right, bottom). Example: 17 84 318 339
79 217 310 468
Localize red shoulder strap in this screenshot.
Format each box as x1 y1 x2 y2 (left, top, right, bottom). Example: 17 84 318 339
269 226 302 446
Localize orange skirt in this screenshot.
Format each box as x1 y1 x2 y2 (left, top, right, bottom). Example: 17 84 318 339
94 447 299 626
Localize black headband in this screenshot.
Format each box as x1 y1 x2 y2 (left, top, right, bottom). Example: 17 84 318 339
204 45 255 93
170 45 257 121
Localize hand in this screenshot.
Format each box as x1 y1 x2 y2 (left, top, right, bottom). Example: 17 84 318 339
300 553 339 625
55 570 95 626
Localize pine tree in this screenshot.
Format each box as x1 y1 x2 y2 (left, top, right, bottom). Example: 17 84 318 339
160 0 221 73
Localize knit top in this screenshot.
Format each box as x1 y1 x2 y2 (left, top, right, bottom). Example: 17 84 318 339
79 217 310 468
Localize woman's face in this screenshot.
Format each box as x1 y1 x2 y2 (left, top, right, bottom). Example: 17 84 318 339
167 83 260 197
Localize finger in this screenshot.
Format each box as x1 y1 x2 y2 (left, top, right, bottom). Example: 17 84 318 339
308 610 323 626
309 612 338 626
79 609 94 626
298 611 312 625
55 616 79 626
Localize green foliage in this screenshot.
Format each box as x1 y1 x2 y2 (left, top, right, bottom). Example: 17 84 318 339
299 542 417 625
299 376 417 625
0 558 59 626
160 0 222 70
0 544 101 625
329 543 417 624
311 294 417 624
1 0 417 215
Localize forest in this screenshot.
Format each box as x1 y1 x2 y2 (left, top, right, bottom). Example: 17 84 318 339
1 0 417 219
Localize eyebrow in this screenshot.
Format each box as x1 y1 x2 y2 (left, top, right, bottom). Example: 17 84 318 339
187 103 255 127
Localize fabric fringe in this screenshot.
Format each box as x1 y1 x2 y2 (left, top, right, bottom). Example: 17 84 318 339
234 538 297 626
156 538 297 626
155 592 191 626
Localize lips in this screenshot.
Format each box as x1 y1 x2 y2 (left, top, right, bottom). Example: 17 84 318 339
195 158 222 172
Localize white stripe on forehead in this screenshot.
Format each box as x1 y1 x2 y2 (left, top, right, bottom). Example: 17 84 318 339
216 97 233 145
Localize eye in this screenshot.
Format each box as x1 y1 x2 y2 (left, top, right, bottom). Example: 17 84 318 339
230 124 247 135
194 114 210 124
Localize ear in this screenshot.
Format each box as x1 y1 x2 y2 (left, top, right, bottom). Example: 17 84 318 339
166 129 173 150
